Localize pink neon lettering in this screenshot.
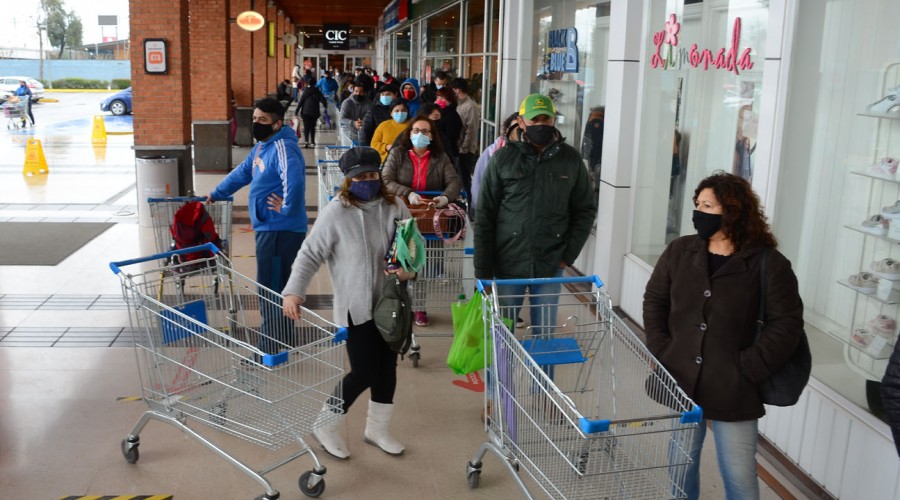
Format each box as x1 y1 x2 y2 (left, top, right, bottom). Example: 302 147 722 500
655 15 753 73
651 31 665 68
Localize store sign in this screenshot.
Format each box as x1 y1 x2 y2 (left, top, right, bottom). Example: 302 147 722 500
547 27 578 73
324 24 349 50
236 11 265 32
383 0 409 30
650 13 753 75
143 39 167 74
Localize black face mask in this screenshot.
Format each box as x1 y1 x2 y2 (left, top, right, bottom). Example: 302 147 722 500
692 210 723 240
524 124 556 146
252 122 276 142
352 95 364 102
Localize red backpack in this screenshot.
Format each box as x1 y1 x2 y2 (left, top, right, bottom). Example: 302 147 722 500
170 201 223 264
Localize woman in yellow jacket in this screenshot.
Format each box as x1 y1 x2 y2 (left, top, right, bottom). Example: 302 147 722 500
371 100 411 162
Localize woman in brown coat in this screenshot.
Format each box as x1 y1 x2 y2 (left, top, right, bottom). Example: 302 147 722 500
643 171 804 500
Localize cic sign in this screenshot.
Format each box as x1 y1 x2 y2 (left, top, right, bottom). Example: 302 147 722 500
324 24 349 50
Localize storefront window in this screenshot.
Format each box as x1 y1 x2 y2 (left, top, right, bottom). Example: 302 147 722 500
529 0 612 205
630 1 768 265
774 1 900 417
422 6 461 82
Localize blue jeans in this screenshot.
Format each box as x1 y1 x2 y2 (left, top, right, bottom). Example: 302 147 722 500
256 230 305 354
677 418 760 500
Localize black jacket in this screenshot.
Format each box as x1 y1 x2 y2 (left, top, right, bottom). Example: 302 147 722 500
882 342 900 456
298 87 326 118
643 236 805 421
361 103 395 147
435 103 463 161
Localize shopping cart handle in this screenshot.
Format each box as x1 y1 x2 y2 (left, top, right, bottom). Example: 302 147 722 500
476 275 604 292
146 195 234 203
681 406 703 424
578 418 611 434
109 243 221 274
333 327 348 343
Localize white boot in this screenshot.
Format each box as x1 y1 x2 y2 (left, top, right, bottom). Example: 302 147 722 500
363 400 405 455
312 406 350 459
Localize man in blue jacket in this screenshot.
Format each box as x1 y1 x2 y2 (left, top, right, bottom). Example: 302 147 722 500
207 98 307 354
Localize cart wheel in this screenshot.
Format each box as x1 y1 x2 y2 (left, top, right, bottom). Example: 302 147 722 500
121 438 140 464
410 351 420 368
467 470 481 489
298 470 326 498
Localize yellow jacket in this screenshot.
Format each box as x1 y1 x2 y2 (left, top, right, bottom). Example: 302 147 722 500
371 119 410 162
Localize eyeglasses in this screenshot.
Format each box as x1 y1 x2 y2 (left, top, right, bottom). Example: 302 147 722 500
410 128 432 135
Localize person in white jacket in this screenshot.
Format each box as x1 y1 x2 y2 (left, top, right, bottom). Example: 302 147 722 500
282 147 414 460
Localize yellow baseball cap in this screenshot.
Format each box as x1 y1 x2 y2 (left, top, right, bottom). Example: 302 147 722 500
518 93 556 120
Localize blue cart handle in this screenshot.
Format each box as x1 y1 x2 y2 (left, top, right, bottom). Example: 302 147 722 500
109 243 220 274
415 190 469 198
476 275 604 292
146 195 234 203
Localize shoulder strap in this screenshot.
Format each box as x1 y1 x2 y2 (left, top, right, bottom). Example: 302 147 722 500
756 247 771 339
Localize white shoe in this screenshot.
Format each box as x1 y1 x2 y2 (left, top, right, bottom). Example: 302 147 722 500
363 401 405 455
312 406 350 459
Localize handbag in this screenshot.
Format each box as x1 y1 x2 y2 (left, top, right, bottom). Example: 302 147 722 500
755 247 812 407
447 293 490 375
404 196 467 242
373 276 413 356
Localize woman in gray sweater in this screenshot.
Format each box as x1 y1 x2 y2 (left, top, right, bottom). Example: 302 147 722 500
282 147 414 460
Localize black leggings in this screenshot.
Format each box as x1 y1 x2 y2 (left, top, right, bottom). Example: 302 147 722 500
332 315 397 413
301 115 318 143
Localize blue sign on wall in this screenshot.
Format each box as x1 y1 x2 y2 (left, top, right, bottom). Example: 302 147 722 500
547 28 578 73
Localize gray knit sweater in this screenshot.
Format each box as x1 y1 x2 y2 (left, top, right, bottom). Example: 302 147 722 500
282 194 411 326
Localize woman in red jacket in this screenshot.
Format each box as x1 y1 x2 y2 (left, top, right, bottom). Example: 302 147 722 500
643 171 805 500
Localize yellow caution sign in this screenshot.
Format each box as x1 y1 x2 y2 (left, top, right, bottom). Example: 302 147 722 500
93 142 107 162
92 115 108 143
23 138 49 175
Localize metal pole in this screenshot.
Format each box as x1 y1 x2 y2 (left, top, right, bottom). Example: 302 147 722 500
38 22 44 82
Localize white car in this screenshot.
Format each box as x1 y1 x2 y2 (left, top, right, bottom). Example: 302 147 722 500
0 76 45 102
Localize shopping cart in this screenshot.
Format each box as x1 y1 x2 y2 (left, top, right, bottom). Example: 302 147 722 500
3 97 29 130
324 145 351 161
316 159 343 212
147 196 234 259
406 191 471 367
111 244 347 499
466 276 703 499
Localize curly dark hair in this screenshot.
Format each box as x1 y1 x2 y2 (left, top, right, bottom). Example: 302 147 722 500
395 116 445 157
436 87 457 106
693 171 777 251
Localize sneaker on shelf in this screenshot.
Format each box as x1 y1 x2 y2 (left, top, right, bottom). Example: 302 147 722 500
869 157 899 177
871 258 900 280
882 201 900 220
847 272 879 294
868 314 897 338
850 328 875 348
414 311 430 327
515 317 526 329
861 214 889 235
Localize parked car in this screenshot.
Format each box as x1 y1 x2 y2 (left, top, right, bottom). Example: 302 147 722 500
0 76 45 101
100 87 132 115
0 89 12 104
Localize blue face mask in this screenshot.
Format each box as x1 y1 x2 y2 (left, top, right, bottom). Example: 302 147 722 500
392 112 408 123
349 179 381 201
411 132 431 149
380 95 393 106
435 84 444 90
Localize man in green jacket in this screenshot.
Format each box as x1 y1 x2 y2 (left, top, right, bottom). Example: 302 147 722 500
474 93 597 334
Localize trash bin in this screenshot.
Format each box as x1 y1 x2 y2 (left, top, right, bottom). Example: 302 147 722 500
135 156 179 227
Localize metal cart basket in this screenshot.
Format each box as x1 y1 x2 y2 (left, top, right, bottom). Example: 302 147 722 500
111 244 346 499
147 196 234 259
467 276 702 499
3 97 29 130
316 159 343 212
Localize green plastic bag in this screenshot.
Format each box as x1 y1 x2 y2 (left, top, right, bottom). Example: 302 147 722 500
447 293 491 375
392 218 426 273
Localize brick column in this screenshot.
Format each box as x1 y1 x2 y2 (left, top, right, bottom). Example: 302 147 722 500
267 5 277 96
129 0 194 197
230 0 253 146
190 0 232 170
252 4 268 101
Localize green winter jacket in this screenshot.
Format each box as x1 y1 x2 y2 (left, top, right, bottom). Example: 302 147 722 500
474 133 596 279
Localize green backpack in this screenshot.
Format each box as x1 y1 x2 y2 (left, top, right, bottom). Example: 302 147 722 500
373 276 414 356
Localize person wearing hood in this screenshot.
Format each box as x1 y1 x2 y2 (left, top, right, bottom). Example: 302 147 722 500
207 98 307 355
339 82 374 147
474 92 596 334
399 78 423 117
283 147 413 460
360 83 401 147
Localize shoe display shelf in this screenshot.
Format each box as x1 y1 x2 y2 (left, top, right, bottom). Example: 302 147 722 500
837 63 900 379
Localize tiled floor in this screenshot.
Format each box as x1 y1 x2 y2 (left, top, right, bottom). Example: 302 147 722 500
0 124 805 499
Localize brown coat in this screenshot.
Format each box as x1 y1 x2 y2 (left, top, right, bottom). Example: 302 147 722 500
381 146 462 201
643 235 804 421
